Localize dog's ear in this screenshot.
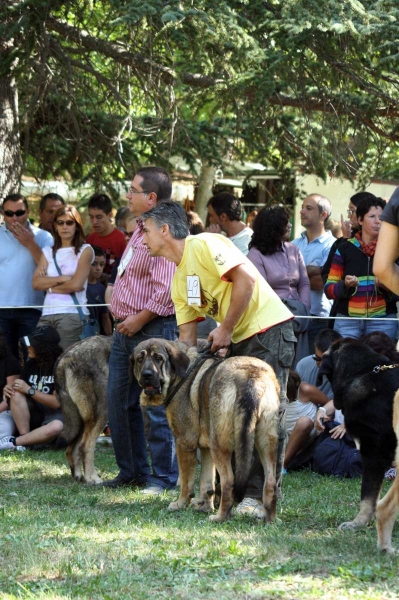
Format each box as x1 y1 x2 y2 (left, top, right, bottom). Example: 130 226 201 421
166 343 190 378
129 349 145 383
317 352 334 386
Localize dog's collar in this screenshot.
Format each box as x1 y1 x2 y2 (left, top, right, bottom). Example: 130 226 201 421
164 343 222 407
372 363 399 374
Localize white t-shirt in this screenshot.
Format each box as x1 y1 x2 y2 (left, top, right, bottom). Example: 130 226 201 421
229 227 253 255
41 245 94 316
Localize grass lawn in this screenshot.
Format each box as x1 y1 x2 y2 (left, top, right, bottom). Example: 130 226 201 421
0 447 398 600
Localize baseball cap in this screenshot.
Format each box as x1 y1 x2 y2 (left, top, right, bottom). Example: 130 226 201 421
22 325 61 348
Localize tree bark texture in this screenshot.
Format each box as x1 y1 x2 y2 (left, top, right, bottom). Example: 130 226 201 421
0 75 21 199
195 164 215 222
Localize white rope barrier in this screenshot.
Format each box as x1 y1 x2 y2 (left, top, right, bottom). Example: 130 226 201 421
0 305 398 321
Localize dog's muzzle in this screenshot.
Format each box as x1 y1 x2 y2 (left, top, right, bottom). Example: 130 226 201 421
141 369 163 397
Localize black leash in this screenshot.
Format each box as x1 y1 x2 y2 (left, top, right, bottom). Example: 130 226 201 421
164 343 222 407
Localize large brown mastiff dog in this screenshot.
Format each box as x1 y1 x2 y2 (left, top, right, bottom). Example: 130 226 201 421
377 389 399 554
132 339 280 523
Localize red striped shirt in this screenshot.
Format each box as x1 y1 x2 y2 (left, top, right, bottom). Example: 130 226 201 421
110 227 176 319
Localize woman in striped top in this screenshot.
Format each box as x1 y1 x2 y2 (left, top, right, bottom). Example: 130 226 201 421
324 196 398 340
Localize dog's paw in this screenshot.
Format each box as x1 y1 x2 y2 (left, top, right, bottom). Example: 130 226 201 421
168 500 186 511
338 520 361 531
208 514 223 523
85 476 103 485
193 500 214 513
378 545 397 555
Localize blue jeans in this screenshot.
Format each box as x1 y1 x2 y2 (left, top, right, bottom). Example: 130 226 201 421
107 316 178 489
0 308 41 359
334 314 398 341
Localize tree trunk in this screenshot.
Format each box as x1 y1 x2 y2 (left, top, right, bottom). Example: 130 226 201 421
195 163 215 222
0 75 21 199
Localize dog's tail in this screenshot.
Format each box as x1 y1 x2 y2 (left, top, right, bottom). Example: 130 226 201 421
233 378 259 503
55 359 84 444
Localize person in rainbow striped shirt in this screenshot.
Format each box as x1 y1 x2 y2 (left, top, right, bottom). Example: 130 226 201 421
324 196 398 340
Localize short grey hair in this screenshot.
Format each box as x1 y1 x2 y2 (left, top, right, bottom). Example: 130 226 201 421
308 194 332 220
142 201 190 240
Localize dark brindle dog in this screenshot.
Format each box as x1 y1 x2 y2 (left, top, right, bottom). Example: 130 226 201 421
132 338 280 523
318 338 398 532
55 336 113 484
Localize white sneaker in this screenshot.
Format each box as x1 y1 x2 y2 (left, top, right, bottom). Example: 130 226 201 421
0 437 16 450
235 497 264 519
141 485 166 496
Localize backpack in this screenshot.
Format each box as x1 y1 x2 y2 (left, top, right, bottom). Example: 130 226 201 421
312 421 363 478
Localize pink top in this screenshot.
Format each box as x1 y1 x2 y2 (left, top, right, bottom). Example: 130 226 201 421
247 242 311 309
110 227 175 319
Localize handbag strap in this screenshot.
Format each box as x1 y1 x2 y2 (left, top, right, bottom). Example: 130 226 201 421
53 253 86 322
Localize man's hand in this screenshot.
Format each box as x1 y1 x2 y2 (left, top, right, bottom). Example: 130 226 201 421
12 379 30 395
206 224 222 234
3 384 15 400
116 314 143 337
314 409 331 432
208 326 232 356
9 223 34 247
329 423 346 439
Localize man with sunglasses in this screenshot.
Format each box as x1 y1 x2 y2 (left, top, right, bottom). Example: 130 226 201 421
102 167 178 494
0 194 53 358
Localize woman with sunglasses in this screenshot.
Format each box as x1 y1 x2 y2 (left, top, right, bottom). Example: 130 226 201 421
32 205 94 350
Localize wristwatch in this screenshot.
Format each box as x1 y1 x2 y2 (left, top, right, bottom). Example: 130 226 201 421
28 387 36 397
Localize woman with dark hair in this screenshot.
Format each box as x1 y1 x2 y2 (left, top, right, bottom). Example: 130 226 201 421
33 205 94 349
247 205 311 363
325 197 398 340
0 326 64 450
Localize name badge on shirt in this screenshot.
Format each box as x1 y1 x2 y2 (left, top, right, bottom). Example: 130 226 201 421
187 275 201 305
118 246 133 277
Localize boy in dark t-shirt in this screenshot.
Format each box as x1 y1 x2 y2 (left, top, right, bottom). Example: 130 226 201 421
0 326 64 450
86 246 112 335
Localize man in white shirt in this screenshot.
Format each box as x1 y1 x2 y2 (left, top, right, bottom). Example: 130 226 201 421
0 194 53 358
292 194 335 351
206 192 252 255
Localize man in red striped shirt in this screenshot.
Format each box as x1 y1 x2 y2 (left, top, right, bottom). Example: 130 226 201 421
102 167 178 493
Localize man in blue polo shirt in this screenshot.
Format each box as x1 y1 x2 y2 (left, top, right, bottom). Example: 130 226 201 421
0 194 53 358
292 194 335 351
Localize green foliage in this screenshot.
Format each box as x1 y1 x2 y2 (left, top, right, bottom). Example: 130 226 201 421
0 0 399 188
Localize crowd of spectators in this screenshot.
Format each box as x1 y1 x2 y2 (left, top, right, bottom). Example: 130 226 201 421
0 173 397 493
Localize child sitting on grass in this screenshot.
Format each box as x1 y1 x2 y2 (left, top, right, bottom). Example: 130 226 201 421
0 326 64 451
284 369 330 470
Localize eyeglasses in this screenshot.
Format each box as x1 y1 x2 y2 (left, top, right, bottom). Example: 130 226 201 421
347 209 356 216
4 209 27 217
56 219 75 226
312 354 322 363
128 187 150 195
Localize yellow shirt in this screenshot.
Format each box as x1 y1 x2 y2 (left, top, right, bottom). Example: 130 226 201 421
172 233 293 343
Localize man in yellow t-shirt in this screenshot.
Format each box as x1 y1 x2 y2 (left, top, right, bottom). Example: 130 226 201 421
141 202 296 515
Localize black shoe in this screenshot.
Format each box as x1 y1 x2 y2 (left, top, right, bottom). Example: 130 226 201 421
101 476 147 489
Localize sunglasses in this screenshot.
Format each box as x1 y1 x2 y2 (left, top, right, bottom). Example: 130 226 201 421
56 219 76 226
312 354 322 363
4 209 27 217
